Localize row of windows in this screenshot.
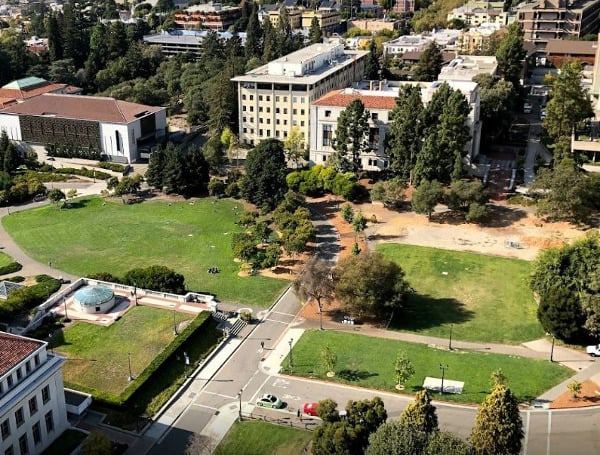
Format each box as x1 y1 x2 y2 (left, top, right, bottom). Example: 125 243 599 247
242 117 306 127
0 355 41 397
242 106 308 116
3 411 53 455
321 125 381 147
1 386 51 442
242 94 307 104
242 128 291 139
316 154 389 168
324 110 380 121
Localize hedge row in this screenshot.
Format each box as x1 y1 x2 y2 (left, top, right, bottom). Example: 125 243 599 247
0 275 61 322
0 261 22 275
67 311 214 407
96 162 126 172
55 167 112 180
46 144 102 160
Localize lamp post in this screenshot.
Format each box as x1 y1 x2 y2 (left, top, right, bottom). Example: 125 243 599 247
128 352 133 381
237 389 243 421
63 297 69 322
448 324 453 351
173 309 178 335
183 351 189 378
550 335 555 362
439 364 449 395
288 338 294 372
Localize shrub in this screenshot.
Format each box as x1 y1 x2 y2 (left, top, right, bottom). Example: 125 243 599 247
55 167 111 180
208 178 225 197
96 162 126 172
0 262 22 275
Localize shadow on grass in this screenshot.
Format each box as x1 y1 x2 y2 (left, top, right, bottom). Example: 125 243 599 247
62 198 92 209
390 294 475 331
338 369 379 382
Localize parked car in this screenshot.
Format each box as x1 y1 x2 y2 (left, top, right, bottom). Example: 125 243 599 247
33 194 47 202
540 109 547 120
256 394 283 409
586 344 600 357
303 402 319 416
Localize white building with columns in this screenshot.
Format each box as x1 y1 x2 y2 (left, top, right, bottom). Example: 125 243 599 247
0 332 69 455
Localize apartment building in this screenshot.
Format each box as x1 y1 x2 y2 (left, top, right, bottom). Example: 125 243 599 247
301 7 341 34
383 29 461 57
447 1 511 27
173 2 242 31
390 0 415 14
438 55 499 82
516 0 600 49
457 23 504 54
0 332 68 455
232 43 368 147
310 80 481 170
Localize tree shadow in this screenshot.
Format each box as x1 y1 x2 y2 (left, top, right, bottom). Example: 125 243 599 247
480 205 528 228
390 294 475 331
49 328 70 348
61 198 92 209
338 369 379 382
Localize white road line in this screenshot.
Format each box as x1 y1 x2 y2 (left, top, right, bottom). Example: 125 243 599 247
249 375 272 403
264 318 290 325
192 403 218 411
201 391 236 400
270 311 296 317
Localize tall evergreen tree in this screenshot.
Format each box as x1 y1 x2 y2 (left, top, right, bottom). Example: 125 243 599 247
181 146 210 196
242 139 288 209
386 84 424 183
495 22 526 87
84 22 109 90
262 19 278 63
413 42 442 82
364 39 381 80
206 67 236 136
332 99 370 173
245 3 263 60
145 144 166 190
61 3 87 68
399 390 438 435
162 144 184 194
46 13 63 61
308 16 323 44
108 21 128 60
469 384 523 455
439 89 471 180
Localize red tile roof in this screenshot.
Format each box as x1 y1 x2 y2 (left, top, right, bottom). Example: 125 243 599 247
0 82 82 104
0 94 163 124
312 89 397 110
0 332 43 376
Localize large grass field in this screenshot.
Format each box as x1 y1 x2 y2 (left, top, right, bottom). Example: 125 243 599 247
214 421 312 455
3 196 287 306
54 306 191 396
288 330 571 404
377 244 543 344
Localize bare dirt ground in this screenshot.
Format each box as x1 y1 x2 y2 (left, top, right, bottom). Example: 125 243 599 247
550 380 600 409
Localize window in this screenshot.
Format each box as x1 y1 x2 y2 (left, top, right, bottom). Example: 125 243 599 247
242 94 246 100
259 129 263 136
29 397 38 416
258 95 263 101
292 120 298 126
276 131 280 137
293 109 297 115
371 113 378 121
259 118 263 124
249 95 254 100
95 306 100 312
276 119 280 125
293 97 298 103
283 96 288 102
243 128 247 133
283 109 288 114
1 419 10 440
283 120 288 125
42 385 50 404
242 106 246 111
18 435 27 455
322 124 333 146
300 109 305 116
369 127 380 147
5 445 13 455
259 107 263 112
266 130 271 137
16 369 22 381
15 408 24 428
275 96 280 102
32 422 41 445
25 361 30 374
267 119 271 124
275 108 280 114
325 110 331 117
300 121 305 127
266 96 270 101
6 375 12 388
301 97 305 103
45 411 54 433
266 107 270 113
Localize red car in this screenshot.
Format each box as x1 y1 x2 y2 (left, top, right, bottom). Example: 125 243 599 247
303 402 319 417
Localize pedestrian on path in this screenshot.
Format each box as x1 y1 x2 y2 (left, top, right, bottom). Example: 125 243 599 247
260 341 265 350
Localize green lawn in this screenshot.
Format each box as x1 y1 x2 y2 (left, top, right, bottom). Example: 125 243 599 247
0 252 13 268
3 196 287 306
42 429 87 455
377 244 543 343
287 330 571 404
214 421 312 455
54 306 189 396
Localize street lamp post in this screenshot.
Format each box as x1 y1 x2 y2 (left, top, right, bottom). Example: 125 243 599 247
173 309 178 335
288 338 294 372
550 335 555 362
448 324 453 351
238 389 243 421
439 364 449 395
128 352 133 381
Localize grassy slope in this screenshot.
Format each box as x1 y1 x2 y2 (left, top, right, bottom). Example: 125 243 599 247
3 197 287 306
288 330 571 404
377 244 543 343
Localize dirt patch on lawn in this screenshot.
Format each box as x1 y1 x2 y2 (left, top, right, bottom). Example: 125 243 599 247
550 380 600 409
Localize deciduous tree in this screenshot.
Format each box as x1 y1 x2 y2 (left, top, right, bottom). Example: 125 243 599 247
495 22 525 87
293 257 335 330
411 179 442 220
366 420 428 455
394 350 415 388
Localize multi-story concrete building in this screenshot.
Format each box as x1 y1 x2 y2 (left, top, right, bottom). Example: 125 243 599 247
438 55 499 82
173 2 242 31
310 80 481 170
143 29 246 57
390 0 415 14
0 332 68 455
383 29 461 57
232 43 368 147
457 23 505 54
516 0 600 49
301 7 341 34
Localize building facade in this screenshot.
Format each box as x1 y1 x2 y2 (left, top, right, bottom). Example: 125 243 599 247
173 2 242 31
517 0 600 49
0 77 81 109
0 332 68 455
0 94 167 163
232 43 367 147
310 80 481 170
457 23 504 54
143 30 246 57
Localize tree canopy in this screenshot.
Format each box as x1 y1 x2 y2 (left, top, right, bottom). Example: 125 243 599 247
242 139 288 209
495 22 525 87
332 99 371 173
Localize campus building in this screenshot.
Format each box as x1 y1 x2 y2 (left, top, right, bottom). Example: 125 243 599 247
438 55 499 82
0 94 167 163
516 0 600 49
447 1 511 27
457 23 504 54
173 2 242 31
309 80 481 170
231 42 368 147
0 332 68 455
0 77 81 109
143 30 247 57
